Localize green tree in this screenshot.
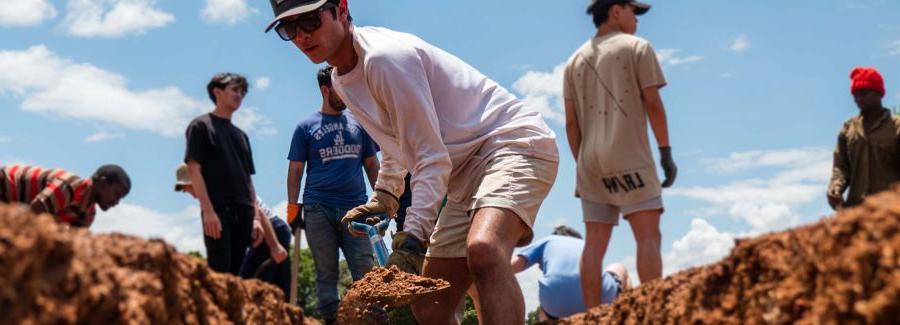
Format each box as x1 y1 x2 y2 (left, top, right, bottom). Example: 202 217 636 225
461 296 478 324
525 309 538 325
186 250 205 261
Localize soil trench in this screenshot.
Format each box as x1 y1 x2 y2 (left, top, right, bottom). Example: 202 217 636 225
0 204 317 325
562 188 900 324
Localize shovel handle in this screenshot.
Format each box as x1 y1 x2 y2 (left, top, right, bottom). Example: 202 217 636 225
289 209 302 305
350 218 391 267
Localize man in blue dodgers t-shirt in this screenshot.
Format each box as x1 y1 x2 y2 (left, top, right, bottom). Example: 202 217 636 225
286 66 380 324
512 225 631 321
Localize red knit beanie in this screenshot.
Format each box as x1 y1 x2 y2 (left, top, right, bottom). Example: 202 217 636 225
850 67 885 96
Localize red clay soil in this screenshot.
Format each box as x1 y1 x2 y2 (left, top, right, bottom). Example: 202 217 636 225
0 204 318 325
337 266 450 324
563 188 900 324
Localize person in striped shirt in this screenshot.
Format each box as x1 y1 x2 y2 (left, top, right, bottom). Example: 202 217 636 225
0 164 131 227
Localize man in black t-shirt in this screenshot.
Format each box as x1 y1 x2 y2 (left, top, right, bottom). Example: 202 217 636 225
184 72 258 275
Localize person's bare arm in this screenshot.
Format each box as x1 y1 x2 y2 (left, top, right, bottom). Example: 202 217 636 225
187 160 221 238
565 99 582 162
644 86 678 187
287 161 304 206
510 255 528 274
256 207 287 263
642 86 670 147
363 155 380 190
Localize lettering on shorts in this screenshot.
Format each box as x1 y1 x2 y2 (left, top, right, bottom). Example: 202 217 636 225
602 172 645 194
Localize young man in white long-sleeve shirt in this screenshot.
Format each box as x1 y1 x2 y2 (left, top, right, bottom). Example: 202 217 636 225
264 0 559 323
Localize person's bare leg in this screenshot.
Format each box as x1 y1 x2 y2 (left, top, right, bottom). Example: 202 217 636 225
467 207 529 325
626 209 662 283
581 222 614 308
412 257 472 325
466 285 481 324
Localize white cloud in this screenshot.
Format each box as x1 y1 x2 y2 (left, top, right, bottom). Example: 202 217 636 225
92 203 205 253
61 0 174 38
512 63 566 125
94 201 310 256
0 0 57 27
704 147 832 174
664 218 734 276
669 147 831 233
0 136 10 143
201 0 253 26
727 35 750 53
617 219 734 283
656 49 704 67
255 77 270 90
891 40 900 56
0 45 273 137
84 131 125 143
233 106 277 136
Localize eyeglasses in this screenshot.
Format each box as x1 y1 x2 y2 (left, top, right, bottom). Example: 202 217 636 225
275 4 335 41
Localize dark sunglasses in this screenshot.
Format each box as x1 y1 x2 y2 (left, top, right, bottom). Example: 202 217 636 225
275 4 336 41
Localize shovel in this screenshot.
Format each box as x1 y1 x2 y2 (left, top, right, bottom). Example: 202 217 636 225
289 208 303 305
349 217 391 267
347 217 449 307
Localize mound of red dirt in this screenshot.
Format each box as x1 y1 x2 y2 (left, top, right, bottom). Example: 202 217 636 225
337 266 450 325
0 204 317 324
563 189 900 324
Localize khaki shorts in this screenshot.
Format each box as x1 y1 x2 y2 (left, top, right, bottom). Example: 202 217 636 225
426 154 558 258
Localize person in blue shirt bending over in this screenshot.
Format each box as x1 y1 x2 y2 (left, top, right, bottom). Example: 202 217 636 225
511 225 630 322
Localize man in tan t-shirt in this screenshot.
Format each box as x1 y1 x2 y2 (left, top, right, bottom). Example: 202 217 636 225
564 0 677 308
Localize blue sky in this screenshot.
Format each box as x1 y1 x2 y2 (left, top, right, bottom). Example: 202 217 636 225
2 0 900 314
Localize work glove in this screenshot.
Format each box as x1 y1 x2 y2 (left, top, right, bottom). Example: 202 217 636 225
347 213 390 237
659 146 678 188
386 231 426 275
827 187 845 211
287 203 304 232
341 189 400 226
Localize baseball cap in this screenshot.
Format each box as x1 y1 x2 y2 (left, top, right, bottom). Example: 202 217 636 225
174 163 191 192
265 0 335 32
587 0 651 16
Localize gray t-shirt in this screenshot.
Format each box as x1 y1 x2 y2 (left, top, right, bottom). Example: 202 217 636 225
564 32 667 205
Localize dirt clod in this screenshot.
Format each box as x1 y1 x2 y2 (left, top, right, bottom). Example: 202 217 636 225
0 204 317 325
562 188 900 324
338 266 449 324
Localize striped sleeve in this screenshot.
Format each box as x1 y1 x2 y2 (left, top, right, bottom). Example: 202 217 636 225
33 178 76 215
